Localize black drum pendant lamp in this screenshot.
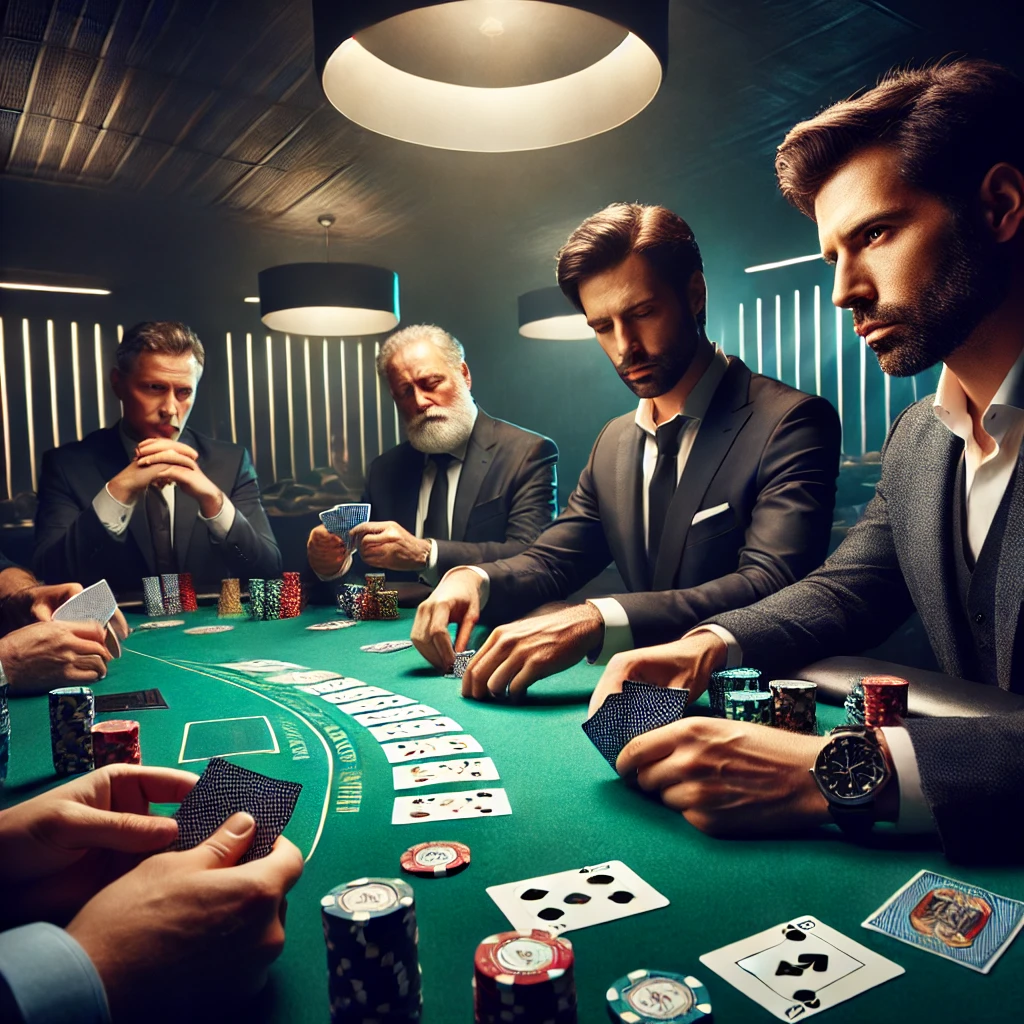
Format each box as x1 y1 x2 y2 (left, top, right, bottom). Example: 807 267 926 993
312 1 669 152
258 215 400 336
518 286 594 340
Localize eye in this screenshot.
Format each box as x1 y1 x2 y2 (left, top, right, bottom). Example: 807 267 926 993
865 225 887 243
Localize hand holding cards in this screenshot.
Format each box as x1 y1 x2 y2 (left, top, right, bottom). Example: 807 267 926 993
583 680 689 768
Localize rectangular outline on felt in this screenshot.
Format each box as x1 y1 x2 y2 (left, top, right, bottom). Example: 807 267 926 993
178 715 280 764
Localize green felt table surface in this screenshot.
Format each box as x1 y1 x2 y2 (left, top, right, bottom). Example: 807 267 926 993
3 605 1022 1023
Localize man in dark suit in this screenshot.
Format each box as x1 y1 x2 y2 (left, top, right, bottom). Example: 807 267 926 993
306 323 558 589
591 60 1024 864
412 204 841 696
34 321 281 596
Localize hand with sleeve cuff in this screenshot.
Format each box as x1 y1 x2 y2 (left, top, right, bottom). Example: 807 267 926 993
1 582 129 641
349 521 431 572
411 567 485 671
307 524 350 579
0 620 113 694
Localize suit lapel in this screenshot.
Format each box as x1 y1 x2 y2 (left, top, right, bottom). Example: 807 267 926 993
451 411 495 542
614 421 648 590
995 446 1024 689
652 362 753 590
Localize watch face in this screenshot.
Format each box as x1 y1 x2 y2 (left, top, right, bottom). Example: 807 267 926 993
815 732 889 805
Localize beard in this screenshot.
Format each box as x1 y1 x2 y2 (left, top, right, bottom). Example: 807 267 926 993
616 318 700 399
852 212 1012 378
405 383 477 454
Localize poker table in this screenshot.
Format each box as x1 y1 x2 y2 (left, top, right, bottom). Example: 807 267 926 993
3 605 1022 1023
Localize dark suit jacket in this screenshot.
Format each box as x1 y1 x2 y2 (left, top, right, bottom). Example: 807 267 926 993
350 408 558 581
33 423 281 595
478 357 842 646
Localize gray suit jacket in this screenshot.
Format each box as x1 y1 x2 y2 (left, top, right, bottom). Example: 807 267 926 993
478 357 842 647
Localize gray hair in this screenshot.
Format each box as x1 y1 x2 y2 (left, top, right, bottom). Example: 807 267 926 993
376 324 465 377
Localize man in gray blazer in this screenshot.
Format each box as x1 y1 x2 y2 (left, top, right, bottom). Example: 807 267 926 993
412 204 841 695
592 59 1024 864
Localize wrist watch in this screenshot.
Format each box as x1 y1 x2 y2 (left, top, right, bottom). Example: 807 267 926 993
810 725 893 834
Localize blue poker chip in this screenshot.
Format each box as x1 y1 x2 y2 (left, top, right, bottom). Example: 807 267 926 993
606 969 712 1023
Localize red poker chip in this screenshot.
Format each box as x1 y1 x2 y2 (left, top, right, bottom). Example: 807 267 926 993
400 840 471 877
474 929 574 986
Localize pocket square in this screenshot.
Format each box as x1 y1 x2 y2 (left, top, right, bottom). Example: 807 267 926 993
691 501 730 526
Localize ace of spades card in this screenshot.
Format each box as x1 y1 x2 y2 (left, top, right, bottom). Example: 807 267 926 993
700 916 903 1021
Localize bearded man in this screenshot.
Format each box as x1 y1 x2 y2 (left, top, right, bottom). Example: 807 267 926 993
307 324 558 589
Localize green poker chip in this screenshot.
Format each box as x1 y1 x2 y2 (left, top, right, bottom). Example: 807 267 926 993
606 969 712 1023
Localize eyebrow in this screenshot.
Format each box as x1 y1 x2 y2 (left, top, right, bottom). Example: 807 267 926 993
822 207 907 264
586 296 657 328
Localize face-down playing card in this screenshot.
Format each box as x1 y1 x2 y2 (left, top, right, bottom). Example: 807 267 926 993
582 683 690 768
319 503 371 537
53 579 118 625
171 758 302 864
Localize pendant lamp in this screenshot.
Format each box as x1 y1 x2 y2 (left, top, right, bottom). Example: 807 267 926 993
518 285 594 340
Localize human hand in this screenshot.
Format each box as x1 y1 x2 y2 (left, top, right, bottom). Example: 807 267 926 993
410 568 484 671
461 603 603 700
349 521 431 572
3 582 129 640
617 718 830 835
107 440 199 504
307 524 348 577
589 631 728 717
67 812 304 1020
0 619 112 693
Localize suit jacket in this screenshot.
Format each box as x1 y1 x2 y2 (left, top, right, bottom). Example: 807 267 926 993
479 357 842 646
351 408 558 581
33 423 281 595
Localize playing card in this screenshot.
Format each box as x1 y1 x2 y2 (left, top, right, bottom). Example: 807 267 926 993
134 619 185 630
332 693 416 715
392 756 500 790
171 758 302 864
862 870 1024 974
367 715 461 741
264 669 345 686
352 704 445 727
487 860 669 936
104 621 122 659
53 579 117 625
95 688 167 712
700 915 904 1021
319 502 371 537
360 640 414 653
218 660 308 673
380 734 484 764
391 787 511 825
306 620 358 631
321 685 390 704
581 692 626 768
299 677 364 695
621 681 689 744
184 625 233 634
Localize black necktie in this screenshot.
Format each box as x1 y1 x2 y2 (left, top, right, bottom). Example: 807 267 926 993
647 417 688 572
145 485 175 573
423 453 455 541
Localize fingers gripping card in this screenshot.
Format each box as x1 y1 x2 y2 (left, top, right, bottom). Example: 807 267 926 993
53 579 118 625
320 503 371 537
171 758 302 864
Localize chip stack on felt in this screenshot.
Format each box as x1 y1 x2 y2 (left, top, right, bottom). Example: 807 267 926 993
161 573 182 615
377 589 400 620
218 578 243 617
708 667 763 717
725 690 773 724
142 576 164 616
49 687 95 776
178 572 198 612
264 578 283 619
280 572 302 618
92 719 141 766
248 579 266 620
845 680 866 724
862 675 909 727
769 679 818 733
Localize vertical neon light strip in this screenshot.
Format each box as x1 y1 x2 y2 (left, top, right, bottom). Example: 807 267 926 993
912 376 919 403
835 307 844 453
814 286 822 397
357 342 366 477
245 333 257 464
266 335 278 481
884 372 892 436
116 324 123 342
393 399 399 443
71 322 83 440
340 340 349 466
225 332 237 444
284 335 296 480
738 303 745 362
755 298 763 374
323 340 333 469
304 338 314 471
46 320 59 447
374 341 383 456
793 291 801 392
0 319 10 499
774 294 782 380
94 325 106 429
22 320 37 492
859 335 867 455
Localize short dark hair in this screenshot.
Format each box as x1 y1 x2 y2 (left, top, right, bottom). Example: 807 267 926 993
556 203 706 328
776 58 1024 219
116 321 205 374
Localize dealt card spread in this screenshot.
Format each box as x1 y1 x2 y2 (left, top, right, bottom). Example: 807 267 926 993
392 756 500 790
361 640 414 654
333 693 416 715
171 758 302 864
265 669 346 686
380 734 484 764
53 579 118 625
218 660 308 674
367 715 461 741
95 688 167 712
300 677 365 695
392 787 511 825
863 870 1024 974
700 915 904 1021
582 682 689 769
487 860 669 936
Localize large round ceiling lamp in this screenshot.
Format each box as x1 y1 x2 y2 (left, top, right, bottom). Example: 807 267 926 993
518 286 594 340
258 216 400 336
312 1 669 152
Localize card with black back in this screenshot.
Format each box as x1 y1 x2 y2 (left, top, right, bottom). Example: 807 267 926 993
581 692 626 767
95 688 168 712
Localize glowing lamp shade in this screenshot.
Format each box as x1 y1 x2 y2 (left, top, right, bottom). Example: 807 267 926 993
312 1 668 152
258 263 400 337
518 286 594 340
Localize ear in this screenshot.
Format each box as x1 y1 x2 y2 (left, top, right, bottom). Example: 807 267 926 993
687 270 707 321
461 361 472 391
980 162 1024 243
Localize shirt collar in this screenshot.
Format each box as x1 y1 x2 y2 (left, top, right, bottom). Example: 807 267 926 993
934 343 1024 444
635 345 729 437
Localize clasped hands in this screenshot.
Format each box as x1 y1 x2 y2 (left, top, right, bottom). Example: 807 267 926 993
108 438 224 519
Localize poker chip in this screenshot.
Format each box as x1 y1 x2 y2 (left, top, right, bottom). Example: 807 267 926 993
769 679 818 734
92 719 141 766
142 575 164 616
452 649 476 679
377 589 400 620
49 687 95 776
400 840 470 878
248 579 266 620
724 689 772 724
184 625 234 634
134 619 185 630
862 675 909 727
218 578 243 617
161 573 183 615
178 572 198 612
708 667 763 717
844 680 865 725
280 571 302 618
265 578 283 620
606 968 712 1023
365 572 386 594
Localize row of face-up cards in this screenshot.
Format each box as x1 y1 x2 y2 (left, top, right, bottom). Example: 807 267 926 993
216 658 510 826
53 578 124 659
582 679 690 768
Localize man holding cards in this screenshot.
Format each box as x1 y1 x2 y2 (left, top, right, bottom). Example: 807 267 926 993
34 321 281 596
593 60 1024 863
413 204 841 695
307 323 558 588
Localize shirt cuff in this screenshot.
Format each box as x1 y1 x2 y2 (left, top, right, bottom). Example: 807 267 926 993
880 725 936 835
314 551 353 583
0 923 110 1024
198 495 236 540
683 625 743 668
441 565 490 610
91 485 135 537
585 598 634 665
418 540 441 586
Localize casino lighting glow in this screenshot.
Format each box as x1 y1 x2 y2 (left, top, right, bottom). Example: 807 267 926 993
313 1 669 152
244 296 260 303
518 286 595 341
744 254 822 274
0 282 111 295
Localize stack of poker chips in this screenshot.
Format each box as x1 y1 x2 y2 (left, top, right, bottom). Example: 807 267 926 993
862 675 909 727
49 687 95 776
844 680 866 725
606 968 712 1023
249 579 266 620
363 573 384 619
178 572 198 612
218 578 244 617
280 572 302 618
265 578 284 619
161 573 183 615
724 690 773 724
0 677 9 784
92 719 142 767
708 667 764 717
337 584 367 619
473 929 577 1024
769 679 818 734
322 877 422 1023
142 576 164 616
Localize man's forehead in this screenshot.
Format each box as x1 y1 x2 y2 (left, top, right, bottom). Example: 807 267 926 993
388 341 452 378
130 351 201 380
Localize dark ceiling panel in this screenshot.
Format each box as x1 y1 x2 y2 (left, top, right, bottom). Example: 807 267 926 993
73 0 120 57
79 125 132 180
30 46 97 120
3 0 54 42
225 103 309 165
106 67 169 135
35 115 74 172
0 37 37 110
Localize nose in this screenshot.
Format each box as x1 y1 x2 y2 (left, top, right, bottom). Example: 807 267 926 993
612 320 643 363
831 253 876 310
411 386 433 413
159 391 178 417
